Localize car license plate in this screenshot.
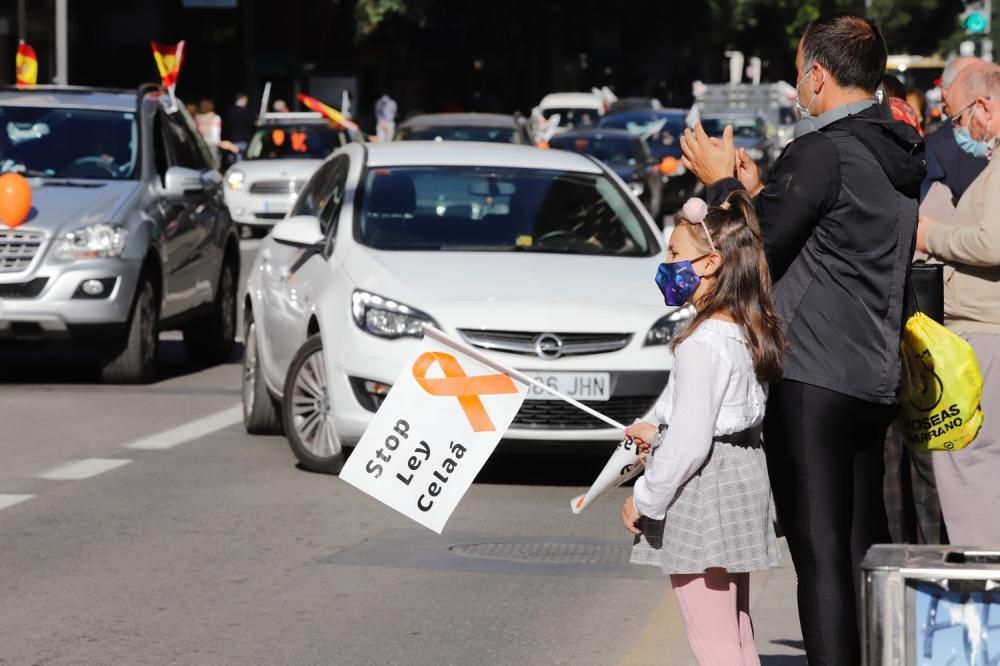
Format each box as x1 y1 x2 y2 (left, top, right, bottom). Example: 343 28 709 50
524 372 611 402
262 200 288 214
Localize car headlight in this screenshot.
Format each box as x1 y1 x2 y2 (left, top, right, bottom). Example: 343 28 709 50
628 181 645 197
50 224 128 262
352 290 439 339
644 304 696 346
226 170 245 190
746 148 765 161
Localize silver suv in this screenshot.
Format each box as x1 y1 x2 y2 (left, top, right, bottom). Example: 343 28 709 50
0 85 240 382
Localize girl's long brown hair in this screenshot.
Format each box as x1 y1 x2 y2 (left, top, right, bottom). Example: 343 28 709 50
672 190 785 383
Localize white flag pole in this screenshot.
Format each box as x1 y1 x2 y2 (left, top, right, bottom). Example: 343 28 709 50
422 326 628 431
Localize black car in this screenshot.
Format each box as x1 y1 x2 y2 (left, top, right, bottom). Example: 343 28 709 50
607 97 662 113
549 128 663 220
599 109 698 211
394 113 532 144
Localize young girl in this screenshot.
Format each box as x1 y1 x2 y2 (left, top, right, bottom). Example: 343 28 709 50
621 192 784 666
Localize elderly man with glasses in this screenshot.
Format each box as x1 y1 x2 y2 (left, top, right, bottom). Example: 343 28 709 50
916 64 1000 547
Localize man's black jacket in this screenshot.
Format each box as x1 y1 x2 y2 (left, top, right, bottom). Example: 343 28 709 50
708 104 925 404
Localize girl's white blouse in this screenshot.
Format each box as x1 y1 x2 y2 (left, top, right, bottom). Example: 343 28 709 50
632 319 768 520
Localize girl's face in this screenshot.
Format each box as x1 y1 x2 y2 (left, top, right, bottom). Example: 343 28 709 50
666 223 721 306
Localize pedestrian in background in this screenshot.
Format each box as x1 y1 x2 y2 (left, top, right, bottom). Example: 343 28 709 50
916 64 1000 546
922 56 989 203
223 92 254 154
883 74 923 135
375 92 398 142
622 192 784 666
272 98 288 113
681 14 925 665
195 98 222 158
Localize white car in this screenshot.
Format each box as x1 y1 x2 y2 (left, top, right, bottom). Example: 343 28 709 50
536 92 605 132
223 112 359 235
241 141 692 473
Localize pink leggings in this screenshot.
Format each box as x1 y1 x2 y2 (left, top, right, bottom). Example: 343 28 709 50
670 568 759 666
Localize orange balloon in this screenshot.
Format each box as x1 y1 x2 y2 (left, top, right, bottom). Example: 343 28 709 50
0 173 32 228
659 156 679 176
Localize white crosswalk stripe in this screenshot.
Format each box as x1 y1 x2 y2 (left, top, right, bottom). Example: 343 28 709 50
38 458 132 481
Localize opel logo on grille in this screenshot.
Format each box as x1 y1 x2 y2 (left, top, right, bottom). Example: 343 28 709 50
534 333 564 359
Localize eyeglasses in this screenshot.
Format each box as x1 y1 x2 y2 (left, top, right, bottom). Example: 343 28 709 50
951 96 995 127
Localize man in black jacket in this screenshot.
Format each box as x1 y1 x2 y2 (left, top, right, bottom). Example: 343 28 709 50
681 14 925 666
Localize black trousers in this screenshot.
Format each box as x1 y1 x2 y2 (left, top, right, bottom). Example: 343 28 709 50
764 380 896 666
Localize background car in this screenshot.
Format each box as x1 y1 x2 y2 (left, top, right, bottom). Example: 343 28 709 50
701 112 777 178
223 111 361 236
598 108 699 212
607 97 663 113
535 92 604 132
241 141 692 473
0 84 240 382
394 113 532 144
548 128 663 220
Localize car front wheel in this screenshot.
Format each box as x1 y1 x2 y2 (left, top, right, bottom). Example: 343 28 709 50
282 334 344 474
242 310 282 435
100 277 159 384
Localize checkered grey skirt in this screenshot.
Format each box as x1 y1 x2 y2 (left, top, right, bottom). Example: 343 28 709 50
631 431 780 575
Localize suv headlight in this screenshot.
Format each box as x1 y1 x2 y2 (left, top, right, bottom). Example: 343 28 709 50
352 290 439 339
50 223 128 262
226 169 245 190
644 305 696 346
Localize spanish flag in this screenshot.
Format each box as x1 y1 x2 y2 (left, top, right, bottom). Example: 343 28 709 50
297 93 359 132
15 41 37 87
150 41 185 90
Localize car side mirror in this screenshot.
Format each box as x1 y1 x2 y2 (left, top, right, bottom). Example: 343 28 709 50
271 215 324 248
162 166 205 199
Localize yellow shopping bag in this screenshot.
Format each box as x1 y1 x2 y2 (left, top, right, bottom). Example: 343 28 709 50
898 313 984 451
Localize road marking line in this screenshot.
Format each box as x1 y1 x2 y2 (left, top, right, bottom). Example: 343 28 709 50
38 458 132 481
0 494 34 510
125 404 243 450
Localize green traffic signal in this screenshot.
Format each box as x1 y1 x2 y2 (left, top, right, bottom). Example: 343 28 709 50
965 10 989 33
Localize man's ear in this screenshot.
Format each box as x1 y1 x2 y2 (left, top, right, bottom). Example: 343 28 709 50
810 63 826 94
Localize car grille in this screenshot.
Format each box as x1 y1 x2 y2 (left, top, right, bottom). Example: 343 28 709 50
459 329 632 358
254 212 285 220
0 229 44 274
513 396 657 430
248 179 306 195
0 277 48 298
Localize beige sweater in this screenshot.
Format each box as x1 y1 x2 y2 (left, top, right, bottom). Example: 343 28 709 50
926 155 1000 334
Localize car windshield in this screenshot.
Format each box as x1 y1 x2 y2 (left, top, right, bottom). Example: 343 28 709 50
357 166 655 256
542 107 600 128
396 125 523 144
549 135 636 165
0 106 138 180
246 124 348 160
601 113 686 140
701 117 762 139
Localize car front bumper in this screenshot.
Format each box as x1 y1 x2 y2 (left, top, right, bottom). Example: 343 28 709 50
224 188 298 226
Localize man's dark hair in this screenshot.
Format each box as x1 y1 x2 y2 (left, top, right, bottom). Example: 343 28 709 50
802 14 888 93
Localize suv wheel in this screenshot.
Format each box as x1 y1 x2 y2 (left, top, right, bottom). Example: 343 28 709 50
183 260 237 366
282 335 344 474
242 310 282 435
101 278 159 384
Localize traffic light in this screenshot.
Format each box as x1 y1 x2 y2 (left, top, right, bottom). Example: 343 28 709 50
961 0 991 35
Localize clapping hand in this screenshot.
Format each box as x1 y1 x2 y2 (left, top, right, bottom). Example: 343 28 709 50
680 123 737 186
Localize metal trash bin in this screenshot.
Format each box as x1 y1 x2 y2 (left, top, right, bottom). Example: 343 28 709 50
862 544 1000 665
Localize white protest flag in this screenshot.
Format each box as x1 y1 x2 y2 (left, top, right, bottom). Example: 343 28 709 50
339 328 529 533
570 434 645 514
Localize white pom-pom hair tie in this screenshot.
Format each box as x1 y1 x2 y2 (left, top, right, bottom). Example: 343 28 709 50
681 197 716 252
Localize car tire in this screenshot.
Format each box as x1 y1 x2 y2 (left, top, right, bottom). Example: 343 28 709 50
100 277 159 384
242 310 282 435
183 259 238 366
282 334 344 474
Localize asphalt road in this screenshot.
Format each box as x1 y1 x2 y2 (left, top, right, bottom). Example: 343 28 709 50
0 239 805 665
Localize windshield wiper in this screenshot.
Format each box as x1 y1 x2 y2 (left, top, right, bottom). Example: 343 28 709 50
439 245 515 252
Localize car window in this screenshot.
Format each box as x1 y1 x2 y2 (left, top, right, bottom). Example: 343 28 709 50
701 117 762 139
541 108 599 129
290 155 348 236
164 113 208 170
0 105 139 180
152 111 170 185
549 135 637 165
246 125 347 160
356 166 655 256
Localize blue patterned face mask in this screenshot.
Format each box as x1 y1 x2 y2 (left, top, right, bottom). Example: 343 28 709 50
655 256 708 307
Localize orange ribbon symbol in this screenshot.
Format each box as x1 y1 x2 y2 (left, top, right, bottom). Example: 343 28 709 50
412 352 519 432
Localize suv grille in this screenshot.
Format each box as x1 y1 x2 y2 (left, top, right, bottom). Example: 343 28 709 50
249 179 306 195
0 229 44 274
513 396 657 430
459 329 631 359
